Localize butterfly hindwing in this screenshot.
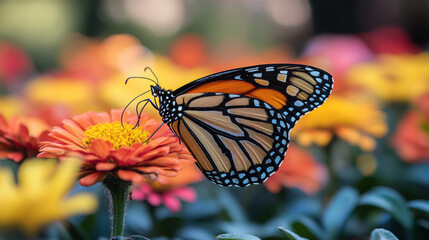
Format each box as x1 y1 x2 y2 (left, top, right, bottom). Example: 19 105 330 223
170 93 291 187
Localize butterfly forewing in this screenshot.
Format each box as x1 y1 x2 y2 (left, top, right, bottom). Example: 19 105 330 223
174 64 333 126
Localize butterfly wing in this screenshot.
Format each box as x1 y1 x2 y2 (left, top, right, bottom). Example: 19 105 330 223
174 64 334 127
165 64 333 187
170 93 290 186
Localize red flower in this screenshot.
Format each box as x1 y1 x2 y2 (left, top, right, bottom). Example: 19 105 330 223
361 26 421 55
169 34 208 69
0 113 49 162
39 109 193 186
0 41 33 86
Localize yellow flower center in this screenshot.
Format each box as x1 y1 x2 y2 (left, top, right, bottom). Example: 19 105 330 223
82 122 149 149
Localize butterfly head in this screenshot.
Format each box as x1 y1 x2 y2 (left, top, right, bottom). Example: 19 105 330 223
150 85 162 97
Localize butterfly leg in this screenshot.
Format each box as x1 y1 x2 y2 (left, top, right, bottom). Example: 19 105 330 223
133 98 159 128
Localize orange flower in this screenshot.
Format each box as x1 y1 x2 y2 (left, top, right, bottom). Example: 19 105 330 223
39 109 193 186
0 113 49 162
264 144 327 195
391 93 429 163
132 160 203 212
169 34 208 69
60 34 149 82
292 96 388 151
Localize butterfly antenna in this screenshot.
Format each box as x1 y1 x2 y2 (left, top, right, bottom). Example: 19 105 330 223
125 76 158 86
142 122 165 144
144 67 159 85
121 90 151 128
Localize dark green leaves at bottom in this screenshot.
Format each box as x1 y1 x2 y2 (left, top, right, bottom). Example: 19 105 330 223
408 200 429 219
322 187 359 240
290 216 324 240
359 187 413 230
278 227 309 240
111 236 150 240
217 233 261 240
370 228 399 240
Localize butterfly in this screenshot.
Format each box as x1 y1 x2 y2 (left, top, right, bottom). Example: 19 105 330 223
124 64 333 187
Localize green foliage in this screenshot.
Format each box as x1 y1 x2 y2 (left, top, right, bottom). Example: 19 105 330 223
359 187 413 230
322 187 359 240
278 227 309 240
369 229 399 240
217 233 262 240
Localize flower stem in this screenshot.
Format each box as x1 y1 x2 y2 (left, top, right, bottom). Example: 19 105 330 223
103 176 131 238
323 140 337 203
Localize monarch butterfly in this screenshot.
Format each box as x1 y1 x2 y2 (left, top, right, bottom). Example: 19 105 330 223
124 64 333 187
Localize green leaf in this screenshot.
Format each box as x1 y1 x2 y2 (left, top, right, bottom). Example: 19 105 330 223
278 227 309 240
218 189 247 222
111 236 150 240
409 200 429 219
369 228 399 240
217 233 261 240
359 187 413 230
322 187 359 240
290 216 324 240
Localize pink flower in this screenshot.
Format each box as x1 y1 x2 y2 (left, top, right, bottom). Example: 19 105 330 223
132 160 203 212
133 183 197 213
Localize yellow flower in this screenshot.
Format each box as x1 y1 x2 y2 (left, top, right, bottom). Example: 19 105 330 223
0 96 25 119
0 158 97 234
99 55 210 118
348 53 429 102
292 95 388 151
23 75 101 113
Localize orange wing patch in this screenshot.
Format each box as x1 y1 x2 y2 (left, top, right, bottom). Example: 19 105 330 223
246 88 287 110
186 80 255 95
183 80 287 110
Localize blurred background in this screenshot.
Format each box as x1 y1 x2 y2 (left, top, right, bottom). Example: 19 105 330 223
1 0 429 240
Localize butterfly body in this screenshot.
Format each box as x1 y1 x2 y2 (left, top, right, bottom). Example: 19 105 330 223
146 64 333 187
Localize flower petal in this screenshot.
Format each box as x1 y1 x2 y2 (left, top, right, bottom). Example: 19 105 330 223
117 170 144 183
88 139 112 159
95 162 116 171
80 172 106 187
171 187 197 203
163 194 181 212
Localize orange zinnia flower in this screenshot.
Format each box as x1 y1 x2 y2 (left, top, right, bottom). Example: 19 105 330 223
38 109 193 186
0 113 49 162
264 144 327 195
